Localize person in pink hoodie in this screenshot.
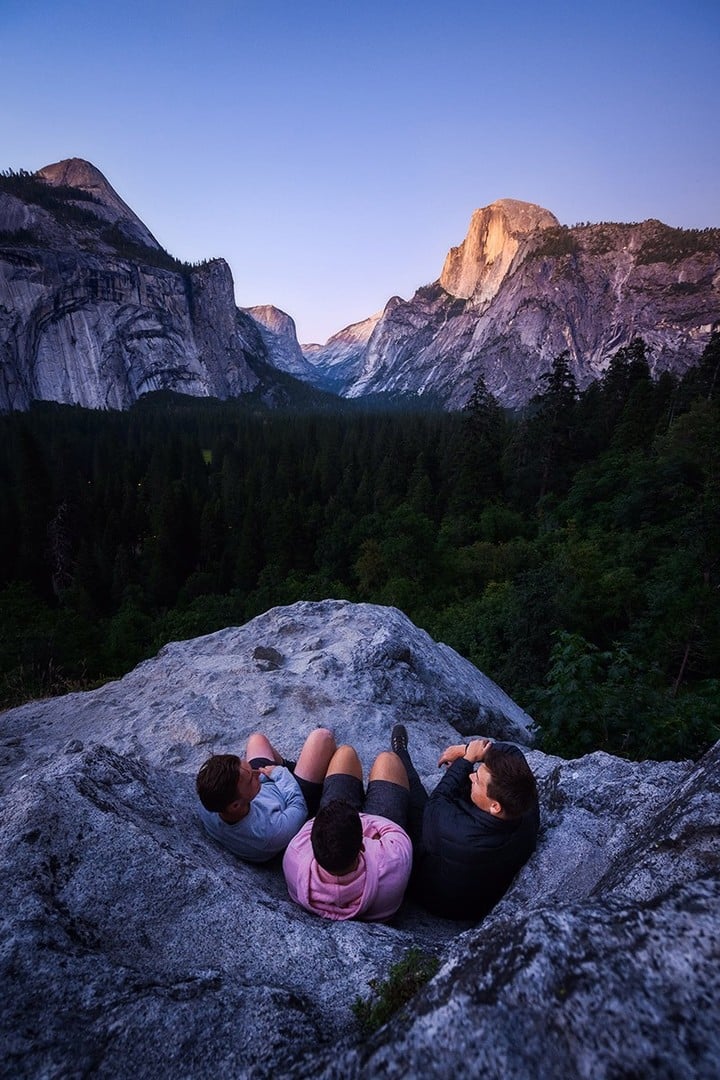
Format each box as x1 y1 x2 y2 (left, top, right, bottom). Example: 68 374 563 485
282 743 412 921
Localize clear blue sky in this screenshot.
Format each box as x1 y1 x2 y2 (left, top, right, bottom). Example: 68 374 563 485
2 0 719 344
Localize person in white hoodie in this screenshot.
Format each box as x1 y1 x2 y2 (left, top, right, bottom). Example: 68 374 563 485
196 728 336 862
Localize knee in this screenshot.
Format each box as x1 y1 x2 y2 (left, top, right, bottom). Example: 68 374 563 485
245 730 271 753
309 726 336 747
329 744 362 773
370 750 409 787
373 751 397 770
334 743 357 756
302 727 337 761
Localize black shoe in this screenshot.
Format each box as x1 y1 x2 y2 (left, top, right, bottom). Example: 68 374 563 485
391 724 408 754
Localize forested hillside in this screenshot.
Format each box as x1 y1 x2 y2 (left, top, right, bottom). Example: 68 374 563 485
1 337 718 760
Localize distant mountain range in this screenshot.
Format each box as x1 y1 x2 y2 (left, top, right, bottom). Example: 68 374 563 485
1 159 718 411
299 199 720 407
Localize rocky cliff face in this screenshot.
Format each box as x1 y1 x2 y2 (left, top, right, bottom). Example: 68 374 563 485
0 159 274 410
3 162 718 412
439 198 560 303
302 309 383 394
1 600 717 1079
305 201 720 408
244 303 318 380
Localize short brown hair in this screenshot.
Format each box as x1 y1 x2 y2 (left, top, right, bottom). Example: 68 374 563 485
196 754 241 812
485 744 537 819
311 800 363 873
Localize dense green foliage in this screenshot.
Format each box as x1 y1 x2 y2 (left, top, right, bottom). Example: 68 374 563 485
352 948 440 1034
1 336 719 760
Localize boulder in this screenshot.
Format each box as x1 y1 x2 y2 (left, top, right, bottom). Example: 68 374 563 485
0 600 717 1078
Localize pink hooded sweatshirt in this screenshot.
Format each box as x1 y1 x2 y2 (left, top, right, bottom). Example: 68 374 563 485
282 813 413 921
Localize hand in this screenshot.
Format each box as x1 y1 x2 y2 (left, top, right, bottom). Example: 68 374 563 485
258 765 276 777
463 738 492 764
438 744 467 767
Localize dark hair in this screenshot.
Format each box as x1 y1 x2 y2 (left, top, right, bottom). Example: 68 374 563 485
196 754 241 812
311 799 363 874
484 744 537 819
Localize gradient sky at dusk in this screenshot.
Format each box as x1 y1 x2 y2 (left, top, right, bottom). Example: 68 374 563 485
2 0 719 343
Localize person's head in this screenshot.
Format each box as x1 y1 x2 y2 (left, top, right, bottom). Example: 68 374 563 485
310 799 363 874
469 743 537 819
196 754 261 817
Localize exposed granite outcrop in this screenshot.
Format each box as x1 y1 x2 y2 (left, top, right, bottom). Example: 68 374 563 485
439 199 560 303
1 600 717 1078
37 157 162 251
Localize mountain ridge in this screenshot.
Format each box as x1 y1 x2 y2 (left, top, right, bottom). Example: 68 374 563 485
0 159 305 411
1 158 718 411
37 157 162 251
303 203 720 407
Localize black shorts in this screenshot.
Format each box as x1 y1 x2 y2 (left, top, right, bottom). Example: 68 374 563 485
318 772 409 829
249 757 323 817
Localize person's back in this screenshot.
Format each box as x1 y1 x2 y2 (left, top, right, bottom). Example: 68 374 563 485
283 800 412 921
282 744 413 922
414 758 539 919
395 734 539 922
195 729 336 862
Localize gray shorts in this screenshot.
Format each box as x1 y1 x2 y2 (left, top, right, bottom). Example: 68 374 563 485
319 773 409 830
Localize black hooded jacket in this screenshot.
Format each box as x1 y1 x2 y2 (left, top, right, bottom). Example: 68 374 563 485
412 757 540 921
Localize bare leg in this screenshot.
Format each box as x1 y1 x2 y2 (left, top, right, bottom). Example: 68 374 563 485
368 751 409 789
325 744 363 781
294 728 337 784
245 731 283 765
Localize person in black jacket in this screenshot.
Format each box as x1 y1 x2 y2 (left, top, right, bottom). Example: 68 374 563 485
390 725 539 921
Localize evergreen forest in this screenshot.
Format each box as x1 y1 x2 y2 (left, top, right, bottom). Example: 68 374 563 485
1 337 718 762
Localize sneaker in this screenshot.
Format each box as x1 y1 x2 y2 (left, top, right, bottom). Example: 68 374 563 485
391 724 408 754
